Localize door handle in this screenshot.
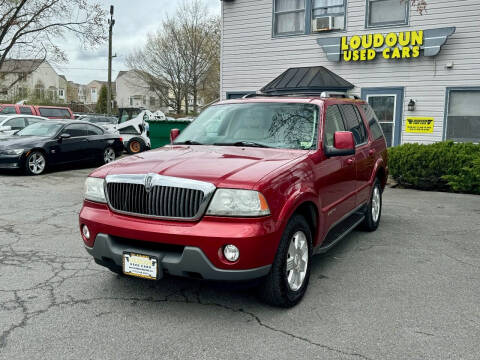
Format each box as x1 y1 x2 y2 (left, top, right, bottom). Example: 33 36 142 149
346 158 355 165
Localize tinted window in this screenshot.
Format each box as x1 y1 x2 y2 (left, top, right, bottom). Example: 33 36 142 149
1 106 16 114
362 104 385 140
86 124 103 135
27 118 43 126
38 107 71 118
324 105 346 147
5 117 26 129
63 124 86 137
341 104 368 145
20 106 33 115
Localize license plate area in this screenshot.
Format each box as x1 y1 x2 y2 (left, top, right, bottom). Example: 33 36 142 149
122 252 159 280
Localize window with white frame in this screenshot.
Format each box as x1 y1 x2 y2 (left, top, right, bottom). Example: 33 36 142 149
367 0 409 28
312 0 345 29
446 89 480 143
274 0 306 35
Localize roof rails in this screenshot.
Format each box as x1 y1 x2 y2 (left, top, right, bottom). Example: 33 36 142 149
242 92 360 100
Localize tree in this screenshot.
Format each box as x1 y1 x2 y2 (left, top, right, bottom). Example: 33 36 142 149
0 0 106 90
96 84 107 114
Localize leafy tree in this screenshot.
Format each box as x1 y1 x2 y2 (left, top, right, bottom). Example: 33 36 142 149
95 85 108 114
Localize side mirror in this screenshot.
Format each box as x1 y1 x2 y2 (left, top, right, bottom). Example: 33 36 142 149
325 131 355 157
170 128 180 143
0 125 11 132
59 133 71 141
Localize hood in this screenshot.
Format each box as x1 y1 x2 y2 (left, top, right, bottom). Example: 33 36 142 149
0 136 48 149
91 145 308 189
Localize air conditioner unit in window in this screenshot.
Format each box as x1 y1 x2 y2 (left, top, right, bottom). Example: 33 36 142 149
313 16 334 32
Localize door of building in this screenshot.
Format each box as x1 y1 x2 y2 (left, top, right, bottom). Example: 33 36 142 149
361 88 404 147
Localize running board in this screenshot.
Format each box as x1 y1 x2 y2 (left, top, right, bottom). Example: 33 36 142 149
314 212 365 254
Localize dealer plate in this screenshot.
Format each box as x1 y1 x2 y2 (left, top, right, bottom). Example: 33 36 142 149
123 252 158 280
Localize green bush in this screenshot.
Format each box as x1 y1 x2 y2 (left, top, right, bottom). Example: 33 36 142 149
388 141 480 194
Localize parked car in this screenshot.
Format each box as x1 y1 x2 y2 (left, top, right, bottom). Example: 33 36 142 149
0 114 48 137
82 115 118 128
0 104 74 119
0 120 123 175
79 95 388 307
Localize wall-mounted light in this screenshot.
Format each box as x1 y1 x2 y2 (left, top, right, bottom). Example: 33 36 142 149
408 99 416 112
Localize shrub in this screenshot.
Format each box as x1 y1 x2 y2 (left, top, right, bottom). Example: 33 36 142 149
388 141 480 194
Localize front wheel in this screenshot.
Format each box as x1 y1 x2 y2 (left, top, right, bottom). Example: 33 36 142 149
258 214 312 308
360 178 382 231
25 151 47 175
103 146 116 164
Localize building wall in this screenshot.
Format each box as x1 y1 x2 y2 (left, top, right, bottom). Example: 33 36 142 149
221 0 480 144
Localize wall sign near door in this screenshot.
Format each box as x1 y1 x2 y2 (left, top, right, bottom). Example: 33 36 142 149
317 27 455 62
406 117 435 133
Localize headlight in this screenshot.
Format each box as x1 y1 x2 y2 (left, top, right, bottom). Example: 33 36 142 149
206 189 270 217
0 149 24 155
84 177 106 203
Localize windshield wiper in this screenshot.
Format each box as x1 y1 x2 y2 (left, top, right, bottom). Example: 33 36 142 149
174 140 204 145
214 141 272 148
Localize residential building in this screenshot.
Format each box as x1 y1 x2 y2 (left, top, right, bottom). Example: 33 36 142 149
220 0 480 145
116 70 168 113
0 59 67 103
85 80 115 105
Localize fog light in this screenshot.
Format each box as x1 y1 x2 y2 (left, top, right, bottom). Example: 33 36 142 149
223 245 239 262
82 225 90 240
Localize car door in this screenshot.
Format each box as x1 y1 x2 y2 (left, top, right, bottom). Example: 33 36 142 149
340 104 374 206
313 104 356 232
84 124 105 160
56 124 88 163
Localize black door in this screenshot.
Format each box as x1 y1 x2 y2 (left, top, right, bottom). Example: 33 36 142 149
55 124 89 163
85 124 106 160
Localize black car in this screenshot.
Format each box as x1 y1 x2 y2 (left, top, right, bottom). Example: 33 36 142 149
0 120 124 175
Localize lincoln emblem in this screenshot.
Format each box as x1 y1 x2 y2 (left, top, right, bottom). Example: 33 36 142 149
144 174 154 193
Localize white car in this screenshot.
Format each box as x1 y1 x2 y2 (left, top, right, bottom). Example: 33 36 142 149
0 114 49 137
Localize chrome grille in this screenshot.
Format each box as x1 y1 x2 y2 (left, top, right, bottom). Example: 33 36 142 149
105 174 216 221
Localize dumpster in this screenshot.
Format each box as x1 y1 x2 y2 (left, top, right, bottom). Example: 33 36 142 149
147 118 193 149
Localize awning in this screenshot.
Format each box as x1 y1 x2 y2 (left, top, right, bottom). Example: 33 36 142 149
260 66 354 94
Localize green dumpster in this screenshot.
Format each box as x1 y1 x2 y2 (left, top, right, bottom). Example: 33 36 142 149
147 119 193 149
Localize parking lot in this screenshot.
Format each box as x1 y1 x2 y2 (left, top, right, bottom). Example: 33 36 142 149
0 166 479 360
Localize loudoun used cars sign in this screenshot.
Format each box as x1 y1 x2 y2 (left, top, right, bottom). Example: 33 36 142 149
317 27 455 62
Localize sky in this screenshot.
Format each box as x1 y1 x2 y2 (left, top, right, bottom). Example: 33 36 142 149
54 0 221 85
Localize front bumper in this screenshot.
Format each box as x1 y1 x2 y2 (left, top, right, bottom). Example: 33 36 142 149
86 234 271 281
0 155 21 169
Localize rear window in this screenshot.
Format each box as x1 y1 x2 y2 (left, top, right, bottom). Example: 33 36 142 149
38 107 71 118
0 106 16 114
20 106 33 115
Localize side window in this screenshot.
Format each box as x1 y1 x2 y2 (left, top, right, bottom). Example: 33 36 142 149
341 104 368 145
63 124 86 137
86 124 103 135
5 117 26 130
27 118 42 126
119 126 139 135
1 106 16 114
324 105 346 147
362 104 385 140
20 106 33 115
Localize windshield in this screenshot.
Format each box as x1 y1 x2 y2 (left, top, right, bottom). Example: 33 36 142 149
16 122 63 137
85 117 117 124
174 103 319 150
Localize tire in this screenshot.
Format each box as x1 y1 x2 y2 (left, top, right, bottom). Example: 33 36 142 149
258 214 312 308
360 178 382 231
103 146 116 164
127 138 145 154
24 150 47 175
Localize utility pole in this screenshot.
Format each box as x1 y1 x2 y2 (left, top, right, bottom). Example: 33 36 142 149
107 5 115 115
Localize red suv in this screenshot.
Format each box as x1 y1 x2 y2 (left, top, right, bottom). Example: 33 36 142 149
0 104 74 119
79 95 388 307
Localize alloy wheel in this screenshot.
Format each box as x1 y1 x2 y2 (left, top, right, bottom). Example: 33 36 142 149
286 231 309 291
28 152 45 175
104 148 116 163
371 186 381 223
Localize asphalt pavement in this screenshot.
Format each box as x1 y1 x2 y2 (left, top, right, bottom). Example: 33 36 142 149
0 165 479 360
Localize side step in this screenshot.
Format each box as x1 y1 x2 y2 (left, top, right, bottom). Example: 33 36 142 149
314 211 365 254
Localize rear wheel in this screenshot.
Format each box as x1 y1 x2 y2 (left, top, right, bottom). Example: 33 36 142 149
103 146 116 164
127 138 145 154
25 151 46 175
360 178 382 231
258 214 312 307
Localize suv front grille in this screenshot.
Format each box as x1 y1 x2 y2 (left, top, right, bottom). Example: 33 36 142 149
105 174 216 221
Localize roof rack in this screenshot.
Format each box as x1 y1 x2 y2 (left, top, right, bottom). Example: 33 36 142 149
242 92 360 100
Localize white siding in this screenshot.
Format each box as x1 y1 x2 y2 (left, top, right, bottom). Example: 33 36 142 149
221 0 480 144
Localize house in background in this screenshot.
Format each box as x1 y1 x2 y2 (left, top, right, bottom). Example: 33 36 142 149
0 59 67 103
116 70 168 113
85 80 115 105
